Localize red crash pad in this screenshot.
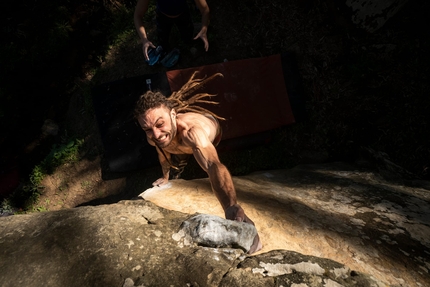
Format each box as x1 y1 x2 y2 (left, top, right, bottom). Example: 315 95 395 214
166 54 295 140
92 52 304 176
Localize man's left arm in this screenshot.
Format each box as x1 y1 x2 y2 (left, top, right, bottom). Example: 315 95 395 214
182 125 236 211
193 0 210 51
183 125 263 254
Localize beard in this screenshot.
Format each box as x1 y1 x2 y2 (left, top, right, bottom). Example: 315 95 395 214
154 115 177 148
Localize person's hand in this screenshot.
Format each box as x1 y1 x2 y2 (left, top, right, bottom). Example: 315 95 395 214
225 204 247 222
225 204 262 254
142 39 156 61
193 28 209 51
152 177 169 187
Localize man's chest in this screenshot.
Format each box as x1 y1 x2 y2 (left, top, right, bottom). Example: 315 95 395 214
163 139 193 155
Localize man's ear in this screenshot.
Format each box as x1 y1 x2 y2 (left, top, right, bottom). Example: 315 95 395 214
171 109 176 118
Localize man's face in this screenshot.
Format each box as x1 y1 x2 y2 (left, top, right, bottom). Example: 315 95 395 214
137 106 177 148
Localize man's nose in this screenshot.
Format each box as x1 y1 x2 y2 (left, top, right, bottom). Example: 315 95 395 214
153 128 162 138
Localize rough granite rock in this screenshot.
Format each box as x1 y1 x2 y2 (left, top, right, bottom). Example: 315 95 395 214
172 214 258 252
0 199 383 287
220 250 385 287
1 162 429 287
140 162 430 287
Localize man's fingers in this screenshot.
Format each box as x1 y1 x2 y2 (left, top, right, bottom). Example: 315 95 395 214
224 204 262 254
248 233 263 254
193 34 209 51
152 177 168 186
243 214 255 226
143 47 149 61
203 39 209 51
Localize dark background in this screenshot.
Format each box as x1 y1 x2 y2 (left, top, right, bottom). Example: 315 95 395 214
1 0 429 202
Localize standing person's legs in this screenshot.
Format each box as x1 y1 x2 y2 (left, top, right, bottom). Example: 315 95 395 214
155 10 174 51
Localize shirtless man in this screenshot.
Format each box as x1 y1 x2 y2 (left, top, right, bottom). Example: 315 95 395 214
134 90 262 254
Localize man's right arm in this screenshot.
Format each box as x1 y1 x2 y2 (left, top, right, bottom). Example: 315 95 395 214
153 146 171 186
134 0 155 60
146 136 171 186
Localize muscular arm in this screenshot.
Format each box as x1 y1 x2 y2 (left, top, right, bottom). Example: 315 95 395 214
147 138 171 186
181 125 237 210
154 146 171 186
182 122 263 254
134 0 155 60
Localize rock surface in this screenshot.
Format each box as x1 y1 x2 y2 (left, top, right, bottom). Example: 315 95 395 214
1 162 429 287
173 214 258 253
0 199 380 287
141 162 430 287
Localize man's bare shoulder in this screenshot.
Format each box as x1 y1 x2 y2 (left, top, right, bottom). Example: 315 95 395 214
176 112 218 142
177 112 216 129
177 112 210 122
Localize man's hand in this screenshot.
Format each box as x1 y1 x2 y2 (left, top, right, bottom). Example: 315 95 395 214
225 204 262 254
142 39 156 61
193 28 209 51
152 177 169 187
225 203 248 222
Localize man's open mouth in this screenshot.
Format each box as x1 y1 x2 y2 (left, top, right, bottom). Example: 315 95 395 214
156 134 169 144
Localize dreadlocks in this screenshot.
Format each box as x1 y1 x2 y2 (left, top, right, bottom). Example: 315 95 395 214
134 72 225 120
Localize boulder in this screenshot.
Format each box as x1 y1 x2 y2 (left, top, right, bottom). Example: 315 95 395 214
172 214 258 252
140 162 430 287
1 162 429 286
0 200 381 287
